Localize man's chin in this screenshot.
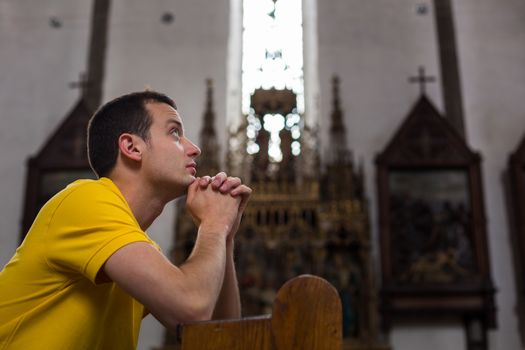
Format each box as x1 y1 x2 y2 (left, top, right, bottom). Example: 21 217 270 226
161 176 196 200
181 176 197 194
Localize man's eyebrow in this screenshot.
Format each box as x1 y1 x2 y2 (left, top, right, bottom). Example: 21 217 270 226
166 119 185 135
166 119 183 129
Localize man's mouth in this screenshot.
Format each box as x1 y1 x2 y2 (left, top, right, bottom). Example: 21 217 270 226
186 162 197 175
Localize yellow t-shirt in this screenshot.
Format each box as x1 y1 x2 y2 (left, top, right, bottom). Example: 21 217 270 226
0 177 160 350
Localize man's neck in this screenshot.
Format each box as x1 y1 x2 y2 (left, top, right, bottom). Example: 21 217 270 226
109 175 167 231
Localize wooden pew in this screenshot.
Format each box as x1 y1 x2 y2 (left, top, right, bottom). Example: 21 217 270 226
169 275 342 350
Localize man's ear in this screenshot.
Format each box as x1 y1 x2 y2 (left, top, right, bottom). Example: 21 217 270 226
117 133 144 162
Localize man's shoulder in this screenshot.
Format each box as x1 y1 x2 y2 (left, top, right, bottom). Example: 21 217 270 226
63 177 120 199
48 178 125 212
41 177 137 232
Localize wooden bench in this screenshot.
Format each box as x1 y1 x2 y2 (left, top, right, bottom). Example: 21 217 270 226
165 275 342 350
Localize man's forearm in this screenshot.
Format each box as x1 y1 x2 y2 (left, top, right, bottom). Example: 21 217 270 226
212 239 241 319
180 227 228 321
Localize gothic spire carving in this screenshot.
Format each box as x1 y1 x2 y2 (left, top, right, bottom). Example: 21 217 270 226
197 79 220 176
202 79 217 139
322 76 362 201
328 76 350 163
330 76 344 133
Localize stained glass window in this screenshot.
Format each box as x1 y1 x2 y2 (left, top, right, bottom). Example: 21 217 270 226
242 0 304 161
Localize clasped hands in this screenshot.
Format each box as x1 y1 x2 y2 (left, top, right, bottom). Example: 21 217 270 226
186 172 252 239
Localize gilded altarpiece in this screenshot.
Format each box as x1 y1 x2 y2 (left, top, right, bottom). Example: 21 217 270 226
168 79 386 349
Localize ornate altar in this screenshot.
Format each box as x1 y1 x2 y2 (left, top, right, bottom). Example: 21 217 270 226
169 78 386 349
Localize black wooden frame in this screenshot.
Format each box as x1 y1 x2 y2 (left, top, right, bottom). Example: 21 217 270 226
376 96 496 333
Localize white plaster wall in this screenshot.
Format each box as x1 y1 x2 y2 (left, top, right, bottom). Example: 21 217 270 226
0 0 91 265
106 0 229 152
317 0 525 349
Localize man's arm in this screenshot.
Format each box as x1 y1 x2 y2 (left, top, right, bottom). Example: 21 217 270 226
212 239 241 319
103 179 241 330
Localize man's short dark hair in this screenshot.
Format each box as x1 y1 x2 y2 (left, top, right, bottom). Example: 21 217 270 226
87 90 176 177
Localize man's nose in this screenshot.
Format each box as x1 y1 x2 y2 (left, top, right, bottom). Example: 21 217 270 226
186 139 201 157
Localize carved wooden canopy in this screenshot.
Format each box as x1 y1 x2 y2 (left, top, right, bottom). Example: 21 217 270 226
377 95 476 166
21 98 95 240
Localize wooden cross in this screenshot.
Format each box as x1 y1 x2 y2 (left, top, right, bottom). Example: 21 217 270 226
408 66 436 95
69 72 90 96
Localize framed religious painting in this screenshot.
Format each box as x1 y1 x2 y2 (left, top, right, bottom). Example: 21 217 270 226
21 99 96 240
375 95 496 339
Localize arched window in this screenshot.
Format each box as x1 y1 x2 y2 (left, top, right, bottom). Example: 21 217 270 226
242 0 304 162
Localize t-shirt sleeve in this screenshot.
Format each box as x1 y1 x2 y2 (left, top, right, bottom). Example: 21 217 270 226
44 182 159 284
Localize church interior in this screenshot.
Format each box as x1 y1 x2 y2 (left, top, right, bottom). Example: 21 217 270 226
1 0 525 349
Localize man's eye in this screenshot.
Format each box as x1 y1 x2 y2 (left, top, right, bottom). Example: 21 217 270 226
171 129 181 138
